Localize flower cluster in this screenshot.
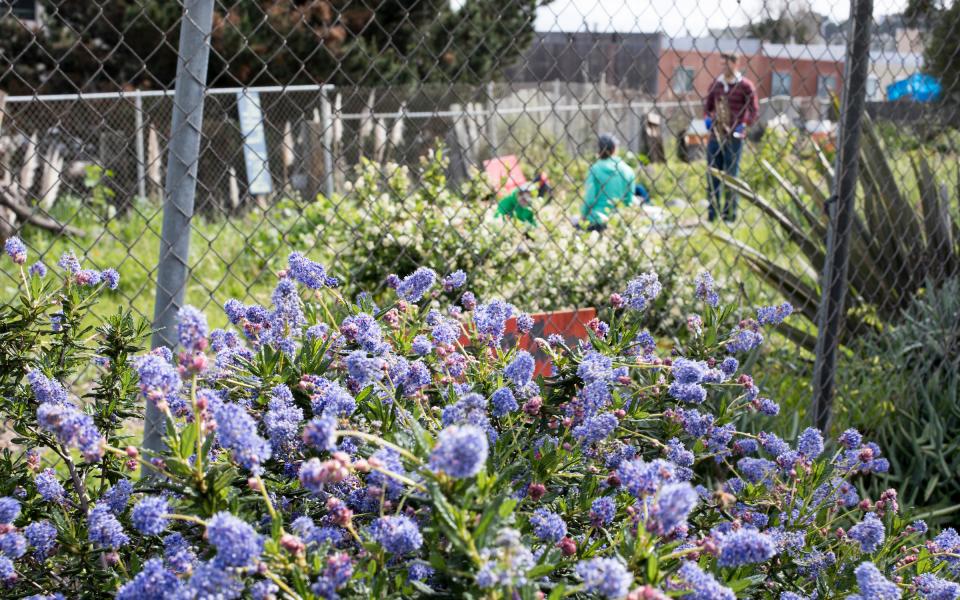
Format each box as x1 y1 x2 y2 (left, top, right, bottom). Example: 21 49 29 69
0 249 955 600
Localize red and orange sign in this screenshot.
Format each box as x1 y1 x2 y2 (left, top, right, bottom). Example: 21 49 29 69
461 308 597 377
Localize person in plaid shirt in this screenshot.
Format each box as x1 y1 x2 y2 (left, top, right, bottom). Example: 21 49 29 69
704 52 758 222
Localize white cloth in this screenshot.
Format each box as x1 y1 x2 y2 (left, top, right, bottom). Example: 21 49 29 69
718 72 743 93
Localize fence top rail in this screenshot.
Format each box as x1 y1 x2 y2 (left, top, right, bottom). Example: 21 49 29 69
339 94 809 120
3 82 806 120
3 83 336 104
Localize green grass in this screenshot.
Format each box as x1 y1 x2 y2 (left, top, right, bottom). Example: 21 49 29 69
2 197 299 329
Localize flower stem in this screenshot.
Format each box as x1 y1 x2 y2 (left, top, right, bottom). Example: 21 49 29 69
163 513 206 526
317 292 338 326
104 445 178 481
190 376 204 484
19 265 32 301
62 450 90 516
336 430 423 465
369 465 427 492
255 474 281 525
262 568 303 600
662 546 702 561
344 522 363 545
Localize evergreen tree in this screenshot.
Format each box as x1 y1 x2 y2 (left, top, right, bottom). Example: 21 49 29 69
0 0 543 94
924 0 960 101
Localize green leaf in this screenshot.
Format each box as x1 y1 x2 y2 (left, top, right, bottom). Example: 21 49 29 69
727 574 767 592
646 552 659 582
475 495 516 546
410 580 437 595
210 466 239 495
924 473 941 502
429 484 472 557
179 423 198 460
498 498 518 519
914 155 957 280
527 563 558 578
164 457 193 478
547 585 567 600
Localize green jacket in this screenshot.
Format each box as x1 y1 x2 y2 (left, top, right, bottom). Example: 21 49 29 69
581 157 636 225
495 189 536 226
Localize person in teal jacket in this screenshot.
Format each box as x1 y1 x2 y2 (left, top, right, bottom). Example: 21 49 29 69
580 134 636 232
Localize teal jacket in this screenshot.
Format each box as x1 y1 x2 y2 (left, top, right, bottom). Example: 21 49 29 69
581 157 636 225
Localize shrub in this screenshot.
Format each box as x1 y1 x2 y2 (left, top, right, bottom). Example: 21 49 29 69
0 239 955 599
286 146 681 320
836 276 960 514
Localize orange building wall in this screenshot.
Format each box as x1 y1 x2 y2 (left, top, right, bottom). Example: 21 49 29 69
656 48 845 106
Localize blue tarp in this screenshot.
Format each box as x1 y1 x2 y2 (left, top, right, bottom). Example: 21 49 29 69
886 73 942 103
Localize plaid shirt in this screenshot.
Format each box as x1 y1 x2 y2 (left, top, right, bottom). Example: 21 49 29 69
704 74 759 133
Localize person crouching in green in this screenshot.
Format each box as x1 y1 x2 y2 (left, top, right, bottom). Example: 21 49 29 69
580 134 635 232
495 174 549 227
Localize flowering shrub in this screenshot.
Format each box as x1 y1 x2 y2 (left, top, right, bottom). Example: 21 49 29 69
285 147 678 318
0 238 957 599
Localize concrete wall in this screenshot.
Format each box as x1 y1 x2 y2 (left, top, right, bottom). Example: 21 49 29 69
506 31 663 94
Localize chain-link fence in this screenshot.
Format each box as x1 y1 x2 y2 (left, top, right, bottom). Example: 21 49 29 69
1 0 958 429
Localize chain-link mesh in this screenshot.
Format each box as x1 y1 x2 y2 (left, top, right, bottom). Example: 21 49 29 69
1 0 958 422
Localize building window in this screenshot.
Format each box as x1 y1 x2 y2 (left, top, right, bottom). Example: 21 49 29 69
817 75 837 98
10 0 38 20
672 67 694 94
866 76 879 99
771 71 792 97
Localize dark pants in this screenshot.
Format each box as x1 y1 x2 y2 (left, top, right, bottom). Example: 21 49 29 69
584 222 607 233
707 136 743 222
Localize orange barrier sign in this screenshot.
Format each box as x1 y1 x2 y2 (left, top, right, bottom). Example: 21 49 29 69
461 308 597 377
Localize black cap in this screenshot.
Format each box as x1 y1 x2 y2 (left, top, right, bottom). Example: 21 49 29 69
598 133 618 154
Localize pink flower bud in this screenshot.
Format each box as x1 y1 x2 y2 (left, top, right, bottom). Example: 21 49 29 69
523 397 542 416
280 533 305 555
557 536 577 556
527 483 546 501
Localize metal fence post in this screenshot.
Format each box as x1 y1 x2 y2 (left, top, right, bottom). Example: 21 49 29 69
144 0 215 453
134 93 146 200
811 0 873 432
486 81 498 155
320 86 334 199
